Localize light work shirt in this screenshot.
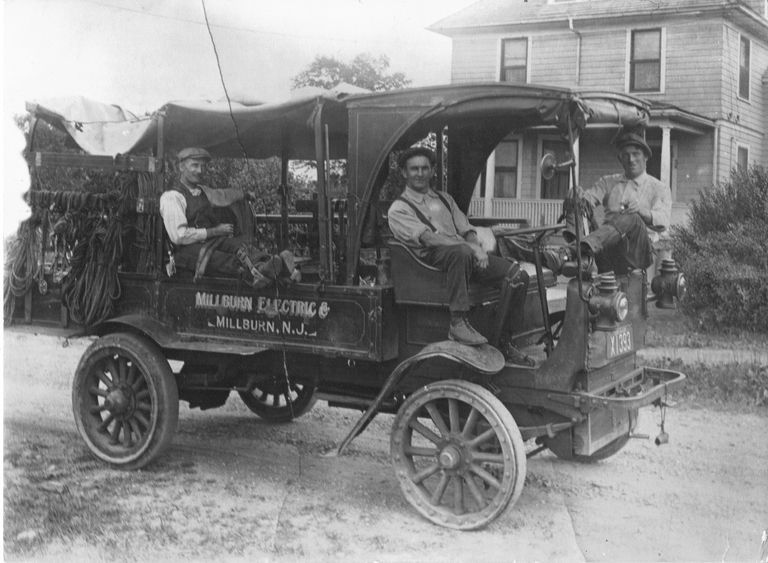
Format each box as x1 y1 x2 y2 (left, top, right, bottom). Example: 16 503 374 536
388 187 475 252
159 185 208 246
584 172 671 241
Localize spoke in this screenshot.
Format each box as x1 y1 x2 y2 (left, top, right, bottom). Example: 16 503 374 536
109 420 122 445
135 389 150 401
118 357 128 384
430 473 450 505
453 476 464 514
470 452 505 464
412 463 441 484
134 411 151 429
461 407 480 438
424 403 449 437
98 413 115 432
131 375 147 391
128 419 143 442
105 357 120 382
271 393 280 407
448 399 461 434
282 392 292 406
463 474 488 509
404 445 439 457
467 428 497 449
469 463 502 491
135 401 152 413
89 386 108 397
409 419 442 445
96 369 115 390
89 404 108 414
121 420 133 447
125 363 137 386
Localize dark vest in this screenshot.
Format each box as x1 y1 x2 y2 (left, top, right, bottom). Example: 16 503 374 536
170 184 221 230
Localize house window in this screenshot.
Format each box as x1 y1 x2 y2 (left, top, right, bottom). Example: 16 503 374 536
737 146 749 170
494 140 519 198
630 28 662 92
501 38 528 83
739 36 750 100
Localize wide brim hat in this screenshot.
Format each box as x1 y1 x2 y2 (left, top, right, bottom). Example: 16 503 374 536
614 133 652 159
177 147 212 162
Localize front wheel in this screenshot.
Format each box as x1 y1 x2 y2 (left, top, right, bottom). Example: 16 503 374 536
72 332 179 470
390 380 526 530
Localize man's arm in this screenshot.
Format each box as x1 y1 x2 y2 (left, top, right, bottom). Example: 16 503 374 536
160 191 232 245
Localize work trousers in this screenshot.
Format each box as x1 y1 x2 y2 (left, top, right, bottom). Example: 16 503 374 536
581 213 653 274
174 235 267 276
423 244 515 313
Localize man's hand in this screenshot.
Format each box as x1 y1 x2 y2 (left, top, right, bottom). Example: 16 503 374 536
620 199 652 224
469 243 489 270
208 223 234 238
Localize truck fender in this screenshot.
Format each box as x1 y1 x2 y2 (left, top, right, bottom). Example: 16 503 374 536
332 341 504 456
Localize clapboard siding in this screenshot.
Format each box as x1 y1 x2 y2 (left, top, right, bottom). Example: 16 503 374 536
529 34 579 86
578 29 628 91
451 34 498 83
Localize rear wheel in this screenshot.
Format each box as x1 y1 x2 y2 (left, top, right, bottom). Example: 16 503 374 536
390 380 526 530
238 375 317 422
72 332 178 470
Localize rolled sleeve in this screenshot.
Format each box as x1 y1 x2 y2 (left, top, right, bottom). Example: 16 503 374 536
387 200 430 246
159 191 207 245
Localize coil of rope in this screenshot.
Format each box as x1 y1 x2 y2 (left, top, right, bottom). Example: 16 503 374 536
3 211 45 325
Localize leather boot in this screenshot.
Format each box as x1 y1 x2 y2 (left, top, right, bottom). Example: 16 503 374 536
448 317 487 346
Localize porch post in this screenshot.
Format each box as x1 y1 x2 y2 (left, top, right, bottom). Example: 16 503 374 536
484 152 495 216
660 126 671 191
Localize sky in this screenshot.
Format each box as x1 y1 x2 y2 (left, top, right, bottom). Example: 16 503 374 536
1 0 478 235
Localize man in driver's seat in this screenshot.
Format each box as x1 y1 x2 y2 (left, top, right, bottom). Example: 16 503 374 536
388 147 532 365
160 147 300 287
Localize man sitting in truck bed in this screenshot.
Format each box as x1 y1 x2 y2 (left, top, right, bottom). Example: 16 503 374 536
159 147 300 287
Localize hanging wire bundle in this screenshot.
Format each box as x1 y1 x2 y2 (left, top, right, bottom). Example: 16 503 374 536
61 185 130 328
3 210 45 325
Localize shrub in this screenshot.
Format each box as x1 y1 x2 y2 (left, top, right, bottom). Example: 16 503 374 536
671 165 768 333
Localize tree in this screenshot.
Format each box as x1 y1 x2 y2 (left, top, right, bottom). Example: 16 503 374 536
291 53 410 92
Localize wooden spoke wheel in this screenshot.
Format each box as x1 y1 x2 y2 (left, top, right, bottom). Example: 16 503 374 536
72 333 179 470
238 376 317 422
390 380 526 530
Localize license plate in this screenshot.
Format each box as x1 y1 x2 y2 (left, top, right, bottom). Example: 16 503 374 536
607 326 633 358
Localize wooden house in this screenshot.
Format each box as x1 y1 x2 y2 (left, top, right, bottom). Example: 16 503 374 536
430 0 768 227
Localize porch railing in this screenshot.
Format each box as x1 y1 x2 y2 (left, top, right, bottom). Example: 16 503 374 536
468 198 563 227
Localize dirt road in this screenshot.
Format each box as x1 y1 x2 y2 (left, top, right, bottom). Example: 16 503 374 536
4 329 768 561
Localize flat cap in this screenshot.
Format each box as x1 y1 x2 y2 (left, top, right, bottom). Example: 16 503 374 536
177 147 212 162
615 132 651 159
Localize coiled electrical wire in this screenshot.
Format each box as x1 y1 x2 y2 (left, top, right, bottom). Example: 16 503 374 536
3 213 44 324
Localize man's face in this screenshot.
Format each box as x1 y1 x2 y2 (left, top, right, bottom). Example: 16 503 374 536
401 155 433 193
618 145 647 179
179 158 207 186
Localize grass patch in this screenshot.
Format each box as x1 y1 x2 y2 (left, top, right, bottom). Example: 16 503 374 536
644 306 767 350
645 357 768 412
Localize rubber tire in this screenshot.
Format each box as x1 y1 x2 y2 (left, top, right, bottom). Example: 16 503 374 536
72 332 179 470
238 378 317 422
390 379 526 530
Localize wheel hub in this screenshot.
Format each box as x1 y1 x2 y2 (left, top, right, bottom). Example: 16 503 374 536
438 444 463 469
105 387 132 415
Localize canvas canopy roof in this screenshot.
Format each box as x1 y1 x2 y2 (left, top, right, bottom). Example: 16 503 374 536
27 83 649 161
